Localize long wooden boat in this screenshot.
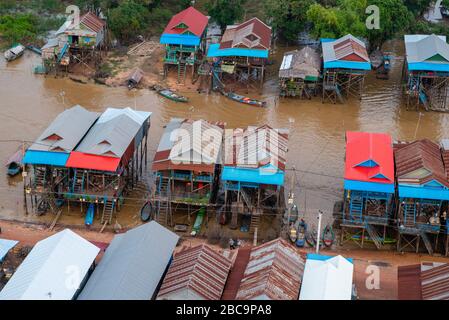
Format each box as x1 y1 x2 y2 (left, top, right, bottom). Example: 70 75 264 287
4 44 25 62
85 203 95 226
224 91 266 108
152 85 188 102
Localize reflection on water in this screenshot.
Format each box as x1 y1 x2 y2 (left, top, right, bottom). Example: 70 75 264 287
0 39 448 228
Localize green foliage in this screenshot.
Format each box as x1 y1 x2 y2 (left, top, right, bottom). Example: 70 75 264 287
0 14 39 45
206 0 247 30
306 0 367 39
366 0 412 48
404 0 430 16
264 0 314 42
147 7 172 35
109 0 149 43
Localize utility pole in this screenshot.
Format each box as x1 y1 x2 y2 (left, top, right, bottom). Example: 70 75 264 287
22 141 28 215
316 210 323 254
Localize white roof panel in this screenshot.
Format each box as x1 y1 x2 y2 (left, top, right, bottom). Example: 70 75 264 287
0 229 99 300
299 255 354 300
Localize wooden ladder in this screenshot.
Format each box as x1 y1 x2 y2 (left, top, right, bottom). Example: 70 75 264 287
178 61 186 84
156 177 172 226
101 199 115 225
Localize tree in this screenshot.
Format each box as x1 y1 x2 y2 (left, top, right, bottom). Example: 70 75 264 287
404 0 430 16
108 0 149 43
206 0 246 30
306 0 367 39
264 0 314 42
366 0 412 49
0 14 38 45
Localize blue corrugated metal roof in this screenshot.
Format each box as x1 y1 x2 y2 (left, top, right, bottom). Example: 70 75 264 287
23 150 69 166
320 38 336 43
222 164 284 186
398 184 449 200
160 34 200 46
207 43 269 58
344 179 394 193
0 239 19 262
324 60 371 70
306 253 353 263
408 62 449 72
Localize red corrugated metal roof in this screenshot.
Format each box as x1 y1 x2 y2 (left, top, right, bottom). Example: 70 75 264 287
333 35 369 62
162 6 208 37
345 131 394 183
157 244 232 300
66 151 120 172
235 238 305 300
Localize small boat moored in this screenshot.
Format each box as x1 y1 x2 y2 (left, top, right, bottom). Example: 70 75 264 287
85 203 95 226
224 91 266 108
4 44 25 62
127 67 144 90
5 148 24 177
152 85 189 102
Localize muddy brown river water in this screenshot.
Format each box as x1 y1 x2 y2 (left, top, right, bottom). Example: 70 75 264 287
0 39 448 230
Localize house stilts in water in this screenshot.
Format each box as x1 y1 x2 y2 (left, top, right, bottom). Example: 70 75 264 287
394 139 448 255
207 18 272 91
23 106 151 225
279 47 321 98
341 132 395 249
321 34 371 103
40 11 107 75
151 118 225 228
221 125 288 233
160 6 209 84
403 34 449 111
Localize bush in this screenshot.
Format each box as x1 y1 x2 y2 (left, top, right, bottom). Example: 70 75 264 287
108 0 149 44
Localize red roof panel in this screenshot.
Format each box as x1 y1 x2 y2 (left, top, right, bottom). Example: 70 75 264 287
345 131 394 184
66 151 120 172
162 6 208 37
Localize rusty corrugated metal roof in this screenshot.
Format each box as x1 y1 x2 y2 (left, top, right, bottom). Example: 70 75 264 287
222 247 251 300
152 118 225 173
394 139 449 187
398 264 422 300
235 238 305 300
224 124 288 171
421 262 449 300
157 244 232 300
398 262 449 300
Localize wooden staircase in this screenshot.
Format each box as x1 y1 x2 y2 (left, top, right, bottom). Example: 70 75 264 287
249 208 262 234
72 169 85 193
178 61 186 84
349 197 363 223
365 223 383 249
34 167 47 188
156 177 172 227
240 188 253 211
403 203 416 227
420 231 434 255
101 199 115 225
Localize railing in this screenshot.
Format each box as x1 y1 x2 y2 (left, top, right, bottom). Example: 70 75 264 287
172 172 191 181
194 175 212 183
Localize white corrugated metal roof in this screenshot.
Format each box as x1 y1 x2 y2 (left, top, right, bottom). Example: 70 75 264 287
74 107 151 158
404 34 449 63
29 105 100 153
78 221 179 300
299 255 354 300
0 229 99 300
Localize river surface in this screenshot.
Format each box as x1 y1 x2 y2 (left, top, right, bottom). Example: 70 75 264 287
0 39 448 230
